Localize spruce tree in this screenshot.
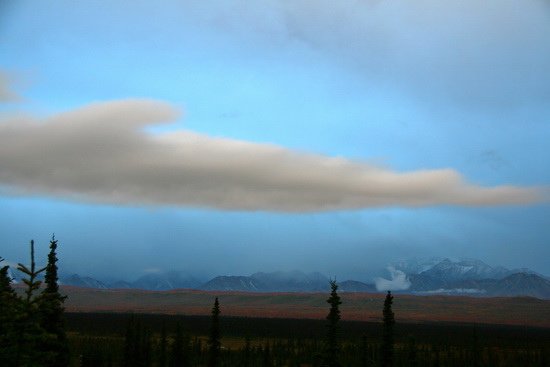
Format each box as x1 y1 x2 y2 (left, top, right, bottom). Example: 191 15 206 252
208 297 221 367
15 240 49 366
381 291 395 367
0 257 19 364
18 240 46 307
39 235 69 366
324 280 342 367
3 239 70 366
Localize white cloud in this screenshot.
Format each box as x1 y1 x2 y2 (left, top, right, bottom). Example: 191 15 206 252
194 0 550 110
0 99 543 212
375 267 411 291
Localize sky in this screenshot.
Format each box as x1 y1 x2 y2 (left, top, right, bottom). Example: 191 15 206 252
1 0 549 281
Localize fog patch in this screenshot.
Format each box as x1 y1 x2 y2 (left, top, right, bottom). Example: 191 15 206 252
375 266 411 291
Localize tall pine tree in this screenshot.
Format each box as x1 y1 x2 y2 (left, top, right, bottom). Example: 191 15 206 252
0 257 19 364
2 238 70 366
15 240 49 366
381 291 395 367
208 297 221 367
39 235 69 366
324 279 342 367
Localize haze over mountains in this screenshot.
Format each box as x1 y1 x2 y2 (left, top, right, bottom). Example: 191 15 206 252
69 258 550 300
8 257 549 299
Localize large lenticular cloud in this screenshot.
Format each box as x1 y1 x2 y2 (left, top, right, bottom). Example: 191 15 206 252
0 99 542 211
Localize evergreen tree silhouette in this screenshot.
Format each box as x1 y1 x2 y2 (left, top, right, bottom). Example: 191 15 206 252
324 279 342 367
0 257 19 364
15 240 49 366
2 238 71 366
39 235 69 366
381 291 395 367
208 297 221 367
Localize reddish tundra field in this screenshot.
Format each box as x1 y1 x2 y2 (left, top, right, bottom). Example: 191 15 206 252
60 286 550 328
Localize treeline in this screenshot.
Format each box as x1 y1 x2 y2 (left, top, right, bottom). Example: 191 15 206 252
69 322 548 367
68 285 400 367
1 237 68 366
2 239 549 366
67 292 548 367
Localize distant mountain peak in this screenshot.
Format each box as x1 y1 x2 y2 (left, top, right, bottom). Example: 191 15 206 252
393 257 549 299
201 275 265 292
396 257 513 281
61 274 108 289
54 258 548 299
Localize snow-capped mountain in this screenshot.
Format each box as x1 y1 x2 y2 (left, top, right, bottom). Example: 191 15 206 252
415 273 550 299
393 257 539 282
390 257 446 275
420 258 497 282
200 276 265 292
59 271 200 291
30 257 548 299
392 258 550 299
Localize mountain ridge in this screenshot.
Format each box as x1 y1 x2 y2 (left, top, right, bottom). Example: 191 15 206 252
6 258 548 299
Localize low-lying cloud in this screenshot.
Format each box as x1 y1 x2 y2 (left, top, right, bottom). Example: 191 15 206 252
375 267 411 292
0 99 543 212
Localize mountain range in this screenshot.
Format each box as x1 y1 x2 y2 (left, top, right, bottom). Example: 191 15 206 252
392 258 550 299
7 258 550 299
395 257 543 284
201 271 330 292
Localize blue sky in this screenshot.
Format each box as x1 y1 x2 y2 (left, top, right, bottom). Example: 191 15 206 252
1 0 549 280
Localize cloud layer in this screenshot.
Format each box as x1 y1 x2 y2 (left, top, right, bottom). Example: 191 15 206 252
190 0 550 111
0 99 542 212
375 267 411 292
0 72 18 101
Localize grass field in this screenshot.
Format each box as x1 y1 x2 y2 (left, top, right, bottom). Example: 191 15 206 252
59 286 550 327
